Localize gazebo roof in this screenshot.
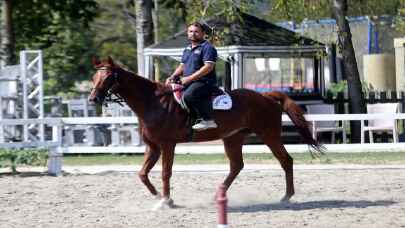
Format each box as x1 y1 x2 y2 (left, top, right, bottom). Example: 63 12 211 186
147 11 324 49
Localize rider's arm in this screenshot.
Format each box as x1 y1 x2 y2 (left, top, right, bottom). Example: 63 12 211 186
168 63 184 80
168 47 188 82
171 63 184 78
187 63 215 81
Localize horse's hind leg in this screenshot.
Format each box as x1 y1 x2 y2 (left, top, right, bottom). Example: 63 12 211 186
257 131 294 202
138 142 161 197
222 132 246 190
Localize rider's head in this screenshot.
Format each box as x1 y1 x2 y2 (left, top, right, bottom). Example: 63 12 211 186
187 22 206 43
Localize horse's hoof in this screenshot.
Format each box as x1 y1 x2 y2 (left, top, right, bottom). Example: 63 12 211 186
152 197 174 210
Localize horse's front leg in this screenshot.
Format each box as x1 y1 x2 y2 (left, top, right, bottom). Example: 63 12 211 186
138 143 161 197
153 143 176 210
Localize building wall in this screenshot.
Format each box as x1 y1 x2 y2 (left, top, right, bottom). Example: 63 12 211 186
363 54 396 90
279 16 401 82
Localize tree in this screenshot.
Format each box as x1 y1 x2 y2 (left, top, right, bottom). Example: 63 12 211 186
159 0 187 22
185 0 259 22
158 0 188 35
43 24 97 97
395 0 405 33
332 0 366 142
93 0 137 70
267 0 402 23
135 0 154 76
347 0 400 16
10 0 98 96
267 0 331 22
0 0 16 67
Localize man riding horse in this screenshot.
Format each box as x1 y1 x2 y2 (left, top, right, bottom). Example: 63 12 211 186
89 18 324 209
165 22 218 131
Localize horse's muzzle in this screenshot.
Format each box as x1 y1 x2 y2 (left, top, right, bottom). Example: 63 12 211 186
88 93 105 105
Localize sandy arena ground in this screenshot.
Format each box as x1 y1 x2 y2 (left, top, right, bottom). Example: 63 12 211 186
1 166 405 228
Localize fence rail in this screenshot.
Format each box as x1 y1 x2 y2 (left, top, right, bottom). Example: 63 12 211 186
0 114 404 175
325 91 405 114
0 114 404 148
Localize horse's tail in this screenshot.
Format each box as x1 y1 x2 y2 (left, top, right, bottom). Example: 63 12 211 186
262 91 325 156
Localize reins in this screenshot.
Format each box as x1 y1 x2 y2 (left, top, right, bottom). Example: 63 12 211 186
96 66 184 106
104 90 125 107
96 66 126 107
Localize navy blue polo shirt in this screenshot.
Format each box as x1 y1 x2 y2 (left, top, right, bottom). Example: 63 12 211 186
181 40 217 85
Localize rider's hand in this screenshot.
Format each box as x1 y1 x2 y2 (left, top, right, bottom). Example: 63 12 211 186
165 76 175 85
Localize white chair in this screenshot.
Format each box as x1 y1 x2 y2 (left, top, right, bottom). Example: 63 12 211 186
361 103 399 143
306 104 347 143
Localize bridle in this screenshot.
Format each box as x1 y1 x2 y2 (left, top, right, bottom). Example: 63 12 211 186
95 66 125 106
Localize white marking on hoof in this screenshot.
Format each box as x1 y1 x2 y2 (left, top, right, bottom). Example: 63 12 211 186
152 197 174 211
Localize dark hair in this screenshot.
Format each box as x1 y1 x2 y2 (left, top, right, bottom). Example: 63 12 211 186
187 21 210 34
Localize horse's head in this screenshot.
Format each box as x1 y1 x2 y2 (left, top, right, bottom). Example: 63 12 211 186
88 56 119 104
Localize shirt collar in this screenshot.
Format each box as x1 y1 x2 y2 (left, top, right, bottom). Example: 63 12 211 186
187 40 207 49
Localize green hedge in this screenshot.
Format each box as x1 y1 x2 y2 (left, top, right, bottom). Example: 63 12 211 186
0 149 48 173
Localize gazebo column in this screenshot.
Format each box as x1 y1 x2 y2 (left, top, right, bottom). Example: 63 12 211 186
328 44 337 83
224 58 232 92
231 53 243 90
143 54 154 80
319 57 325 96
314 57 319 94
218 53 233 92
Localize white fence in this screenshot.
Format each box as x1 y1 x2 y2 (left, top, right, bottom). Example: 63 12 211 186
0 114 405 175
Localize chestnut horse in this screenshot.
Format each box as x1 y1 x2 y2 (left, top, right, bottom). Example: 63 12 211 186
88 57 323 209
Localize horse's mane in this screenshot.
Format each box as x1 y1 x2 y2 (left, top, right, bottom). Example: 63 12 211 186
109 62 184 114
114 64 155 89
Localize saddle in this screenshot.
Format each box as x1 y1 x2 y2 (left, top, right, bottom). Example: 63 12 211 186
170 83 232 112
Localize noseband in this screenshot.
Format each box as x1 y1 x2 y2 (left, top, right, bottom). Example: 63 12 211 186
95 67 125 106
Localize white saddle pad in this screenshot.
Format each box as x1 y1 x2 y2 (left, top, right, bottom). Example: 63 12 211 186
212 92 232 110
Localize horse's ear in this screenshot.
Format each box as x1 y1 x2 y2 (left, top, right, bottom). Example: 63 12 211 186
107 56 114 66
92 56 101 66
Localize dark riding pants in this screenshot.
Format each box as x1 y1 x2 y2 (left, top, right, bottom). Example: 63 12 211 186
183 81 214 120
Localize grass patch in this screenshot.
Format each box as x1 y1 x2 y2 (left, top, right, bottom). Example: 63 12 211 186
0 149 47 173
61 152 405 166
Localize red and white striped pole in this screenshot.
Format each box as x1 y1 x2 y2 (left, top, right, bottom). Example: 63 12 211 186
216 184 228 228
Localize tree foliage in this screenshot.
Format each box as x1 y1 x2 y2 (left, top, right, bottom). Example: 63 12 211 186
13 0 97 50
5 0 98 96
268 0 331 22
183 0 260 22
267 0 402 23
395 0 405 33
158 0 187 42
2 0 404 97
1 0 16 66
91 0 137 70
